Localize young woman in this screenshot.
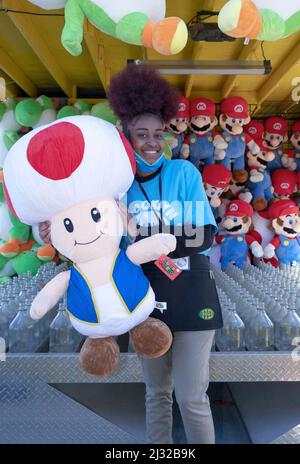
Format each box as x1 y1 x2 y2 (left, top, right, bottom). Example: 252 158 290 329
108 64 223 444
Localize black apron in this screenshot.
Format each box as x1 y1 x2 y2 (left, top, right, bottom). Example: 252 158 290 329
142 254 223 333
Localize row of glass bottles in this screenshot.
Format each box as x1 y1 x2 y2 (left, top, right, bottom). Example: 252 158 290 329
0 262 83 353
213 262 300 351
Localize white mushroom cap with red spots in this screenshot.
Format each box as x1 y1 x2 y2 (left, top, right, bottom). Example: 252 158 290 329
3 116 135 225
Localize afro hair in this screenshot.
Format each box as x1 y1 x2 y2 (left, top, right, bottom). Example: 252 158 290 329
108 64 179 126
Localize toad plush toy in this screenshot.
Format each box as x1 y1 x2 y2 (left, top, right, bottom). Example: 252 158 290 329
3 116 174 376
215 200 263 270
217 96 260 182
264 200 300 266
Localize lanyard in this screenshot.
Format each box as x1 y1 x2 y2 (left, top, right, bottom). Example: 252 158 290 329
137 174 164 228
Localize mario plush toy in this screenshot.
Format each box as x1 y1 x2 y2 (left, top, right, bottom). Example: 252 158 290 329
263 116 288 171
217 96 260 182
246 139 275 211
245 119 265 144
181 97 226 167
264 200 300 266
202 164 231 224
282 120 300 172
165 96 190 159
215 199 263 270
272 169 297 200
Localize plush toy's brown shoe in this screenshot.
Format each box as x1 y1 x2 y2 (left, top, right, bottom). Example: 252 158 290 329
79 336 120 377
129 317 173 359
253 196 268 212
233 169 248 183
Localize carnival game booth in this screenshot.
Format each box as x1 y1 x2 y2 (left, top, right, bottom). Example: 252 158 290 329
1 0 300 445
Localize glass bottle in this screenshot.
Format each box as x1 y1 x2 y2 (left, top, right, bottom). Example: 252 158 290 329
215 303 245 351
49 302 77 353
245 303 274 351
9 298 37 352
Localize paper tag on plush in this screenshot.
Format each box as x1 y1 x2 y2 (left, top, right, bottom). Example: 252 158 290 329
172 257 190 271
154 255 182 280
155 302 167 313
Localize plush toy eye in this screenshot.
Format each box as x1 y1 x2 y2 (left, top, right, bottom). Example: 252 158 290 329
239 119 243 124
91 208 101 223
289 219 293 225
64 218 74 233
232 119 236 123
233 217 238 223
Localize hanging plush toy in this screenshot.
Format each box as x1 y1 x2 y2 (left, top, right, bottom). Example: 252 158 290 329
218 1 300 41
164 96 190 160
246 139 275 211
57 100 91 119
263 116 288 172
27 1 188 56
215 199 263 270
15 96 57 129
202 164 231 224
0 99 20 167
272 169 297 200
3 115 174 377
181 97 227 168
217 96 259 183
264 200 300 266
282 120 300 172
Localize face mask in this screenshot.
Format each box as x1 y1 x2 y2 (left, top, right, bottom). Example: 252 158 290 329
134 152 165 173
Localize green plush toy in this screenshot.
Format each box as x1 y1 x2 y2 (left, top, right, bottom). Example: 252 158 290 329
0 99 20 167
56 100 91 119
91 102 117 124
15 95 56 129
27 1 188 56
218 0 300 41
0 240 46 283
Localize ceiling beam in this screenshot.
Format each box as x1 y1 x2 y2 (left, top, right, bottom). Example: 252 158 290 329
184 0 218 98
84 21 108 91
189 89 258 104
0 46 38 96
4 0 74 97
254 41 300 114
221 40 261 100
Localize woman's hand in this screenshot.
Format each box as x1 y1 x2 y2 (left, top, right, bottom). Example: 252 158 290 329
38 221 52 244
126 233 177 265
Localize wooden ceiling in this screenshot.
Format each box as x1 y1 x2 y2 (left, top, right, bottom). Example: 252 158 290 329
1 0 300 118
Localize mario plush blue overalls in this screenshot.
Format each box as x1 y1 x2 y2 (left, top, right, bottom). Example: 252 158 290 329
220 234 248 270
220 132 246 171
188 132 215 167
275 236 300 265
171 133 185 159
248 169 273 202
266 147 284 172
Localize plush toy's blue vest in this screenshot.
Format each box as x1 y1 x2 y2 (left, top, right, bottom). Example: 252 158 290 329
171 133 184 159
66 249 150 325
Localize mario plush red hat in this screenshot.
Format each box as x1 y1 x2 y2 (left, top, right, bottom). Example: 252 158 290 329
292 120 300 134
220 96 249 119
190 97 215 118
268 200 299 219
177 96 190 119
272 169 297 195
225 199 253 218
264 117 288 136
202 164 231 188
245 120 264 141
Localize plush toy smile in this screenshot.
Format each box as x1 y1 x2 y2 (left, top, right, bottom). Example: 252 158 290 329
75 234 103 246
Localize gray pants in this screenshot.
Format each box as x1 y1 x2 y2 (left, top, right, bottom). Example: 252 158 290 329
140 330 215 444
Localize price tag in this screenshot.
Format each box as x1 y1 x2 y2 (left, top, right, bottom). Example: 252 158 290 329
154 255 182 281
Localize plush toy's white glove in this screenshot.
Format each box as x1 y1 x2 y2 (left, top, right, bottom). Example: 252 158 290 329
30 301 50 320
180 143 189 159
238 191 252 203
281 154 297 171
214 148 226 160
250 241 263 258
213 135 228 150
126 233 177 265
249 169 264 183
264 243 275 259
210 197 221 208
167 135 178 150
248 139 260 155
